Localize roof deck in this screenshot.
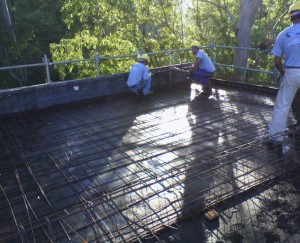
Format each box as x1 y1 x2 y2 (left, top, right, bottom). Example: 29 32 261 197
1 80 300 242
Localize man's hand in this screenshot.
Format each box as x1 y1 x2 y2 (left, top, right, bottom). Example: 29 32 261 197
275 56 285 75
257 39 275 50
190 65 196 72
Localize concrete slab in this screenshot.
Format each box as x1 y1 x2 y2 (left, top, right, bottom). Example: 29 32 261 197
0 82 299 242
145 169 300 243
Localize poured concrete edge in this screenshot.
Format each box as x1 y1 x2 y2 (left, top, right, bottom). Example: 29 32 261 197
0 72 159 116
0 64 277 116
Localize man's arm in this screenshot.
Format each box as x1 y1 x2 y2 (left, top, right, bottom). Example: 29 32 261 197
191 57 201 71
257 39 275 50
274 56 285 75
142 66 151 80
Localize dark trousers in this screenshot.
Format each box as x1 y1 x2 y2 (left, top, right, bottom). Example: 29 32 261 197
191 68 215 85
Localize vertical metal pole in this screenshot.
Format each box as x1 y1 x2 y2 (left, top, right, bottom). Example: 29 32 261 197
168 51 172 86
210 39 215 64
43 54 51 83
138 50 143 57
95 52 101 77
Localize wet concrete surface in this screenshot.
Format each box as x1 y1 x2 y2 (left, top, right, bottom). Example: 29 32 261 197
145 168 300 243
0 82 300 242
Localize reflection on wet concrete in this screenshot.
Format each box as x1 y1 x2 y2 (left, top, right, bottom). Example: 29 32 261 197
0 84 299 242
150 170 300 243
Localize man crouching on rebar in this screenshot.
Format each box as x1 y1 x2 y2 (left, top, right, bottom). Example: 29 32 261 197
189 41 216 96
127 54 153 96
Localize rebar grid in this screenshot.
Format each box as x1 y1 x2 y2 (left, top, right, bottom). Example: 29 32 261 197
0 85 299 242
150 172 300 242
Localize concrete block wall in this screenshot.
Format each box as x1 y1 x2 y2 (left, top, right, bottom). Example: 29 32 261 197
0 66 186 116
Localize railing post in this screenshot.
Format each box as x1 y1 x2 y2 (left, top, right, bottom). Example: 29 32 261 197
168 51 173 86
43 54 51 83
210 39 215 64
94 52 101 77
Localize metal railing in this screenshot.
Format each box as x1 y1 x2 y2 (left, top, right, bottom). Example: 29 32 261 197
0 42 277 89
212 44 274 75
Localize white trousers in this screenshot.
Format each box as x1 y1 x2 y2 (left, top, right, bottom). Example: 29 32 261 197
268 68 300 141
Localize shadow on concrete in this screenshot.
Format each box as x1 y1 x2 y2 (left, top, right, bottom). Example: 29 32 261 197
0 93 142 242
2 83 300 242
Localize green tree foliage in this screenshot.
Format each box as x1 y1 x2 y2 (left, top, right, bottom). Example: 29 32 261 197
50 0 186 79
0 0 66 86
185 0 241 81
186 0 238 46
245 1 290 84
0 0 295 86
186 0 291 84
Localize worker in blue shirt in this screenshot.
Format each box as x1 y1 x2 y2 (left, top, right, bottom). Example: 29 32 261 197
267 1 300 147
127 54 153 96
189 41 215 96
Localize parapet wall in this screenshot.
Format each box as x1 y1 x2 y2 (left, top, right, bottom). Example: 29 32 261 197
0 63 277 117
0 65 188 116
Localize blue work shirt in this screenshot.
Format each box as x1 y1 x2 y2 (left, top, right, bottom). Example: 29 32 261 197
196 50 216 72
127 63 151 87
272 23 300 67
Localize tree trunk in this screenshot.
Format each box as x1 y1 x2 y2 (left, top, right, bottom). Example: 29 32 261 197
0 0 16 43
233 0 262 82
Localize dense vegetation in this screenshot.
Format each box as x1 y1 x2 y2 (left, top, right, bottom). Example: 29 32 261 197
0 0 291 87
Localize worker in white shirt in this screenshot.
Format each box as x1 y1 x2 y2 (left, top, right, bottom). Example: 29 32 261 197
127 54 153 96
266 1 300 148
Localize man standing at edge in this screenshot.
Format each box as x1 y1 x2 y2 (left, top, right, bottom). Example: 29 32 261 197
190 41 216 96
267 1 300 147
127 54 153 96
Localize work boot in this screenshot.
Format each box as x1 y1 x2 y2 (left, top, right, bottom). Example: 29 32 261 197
263 139 283 151
131 90 140 96
201 85 212 97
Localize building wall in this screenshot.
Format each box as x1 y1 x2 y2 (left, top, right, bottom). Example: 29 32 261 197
0 66 187 116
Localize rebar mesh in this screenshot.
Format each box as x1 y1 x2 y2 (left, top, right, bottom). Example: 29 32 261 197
0 84 299 242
